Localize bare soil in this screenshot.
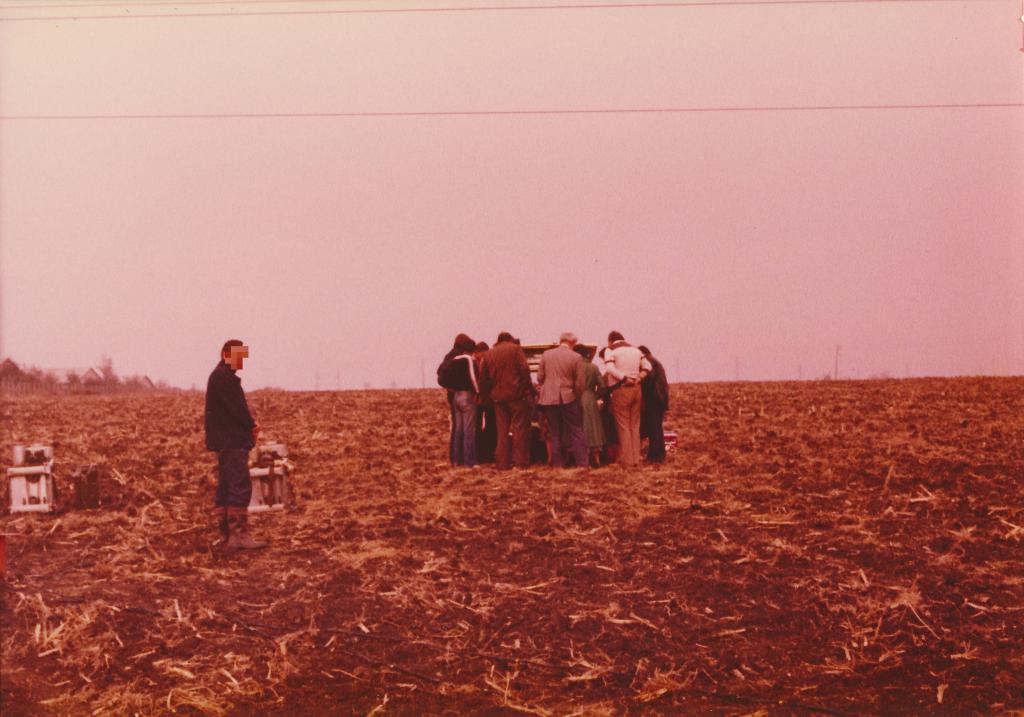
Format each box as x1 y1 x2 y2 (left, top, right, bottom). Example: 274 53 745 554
1 377 1022 716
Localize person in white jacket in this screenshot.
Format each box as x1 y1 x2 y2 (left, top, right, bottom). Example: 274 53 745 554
602 331 652 467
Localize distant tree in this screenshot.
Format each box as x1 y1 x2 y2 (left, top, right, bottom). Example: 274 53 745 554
99 355 118 385
66 370 81 388
0 358 24 382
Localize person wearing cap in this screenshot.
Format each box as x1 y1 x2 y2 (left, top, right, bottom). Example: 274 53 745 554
602 331 652 467
205 340 267 550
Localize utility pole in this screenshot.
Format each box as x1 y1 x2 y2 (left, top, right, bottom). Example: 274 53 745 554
420 359 425 389
833 345 840 380
314 369 319 391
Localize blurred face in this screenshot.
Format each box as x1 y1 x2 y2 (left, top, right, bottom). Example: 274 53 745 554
222 344 249 370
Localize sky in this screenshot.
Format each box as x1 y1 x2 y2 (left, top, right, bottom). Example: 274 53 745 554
1 0 1022 390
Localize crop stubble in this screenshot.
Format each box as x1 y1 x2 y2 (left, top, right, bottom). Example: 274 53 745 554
1 377 1022 715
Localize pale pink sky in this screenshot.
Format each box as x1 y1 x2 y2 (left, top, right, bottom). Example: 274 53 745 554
1 0 1022 389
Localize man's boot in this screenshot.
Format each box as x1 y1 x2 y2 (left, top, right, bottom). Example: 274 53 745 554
226 513 268 550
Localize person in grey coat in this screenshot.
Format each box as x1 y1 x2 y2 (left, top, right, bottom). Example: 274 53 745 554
536 332 588 467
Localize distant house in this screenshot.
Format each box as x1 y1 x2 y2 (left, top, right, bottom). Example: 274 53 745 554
80 368 104 385
49 367 104 385
139 376 156 390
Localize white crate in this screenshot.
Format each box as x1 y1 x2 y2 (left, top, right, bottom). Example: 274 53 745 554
8 464 56 513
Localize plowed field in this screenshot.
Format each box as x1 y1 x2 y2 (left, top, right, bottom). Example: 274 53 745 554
2 377 1023 716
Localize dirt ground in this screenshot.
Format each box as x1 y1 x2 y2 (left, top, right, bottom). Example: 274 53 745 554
1 377 1022 716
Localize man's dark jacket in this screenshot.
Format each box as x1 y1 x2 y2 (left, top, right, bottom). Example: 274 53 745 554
205 362 256 452
641 356 670 411
437 348 477 393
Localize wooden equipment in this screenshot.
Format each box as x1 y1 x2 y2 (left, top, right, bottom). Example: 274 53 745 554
8 444 57 513
248 443 289 512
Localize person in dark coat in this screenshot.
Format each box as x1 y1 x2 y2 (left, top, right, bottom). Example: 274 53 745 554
205 340 266 550
479 332 533 469
437 334 479 466
474 341 497 464
638 345 670 464
439 334 470 464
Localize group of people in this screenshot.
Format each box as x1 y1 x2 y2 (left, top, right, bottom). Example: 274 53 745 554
202 332 671 551
438 331 670 470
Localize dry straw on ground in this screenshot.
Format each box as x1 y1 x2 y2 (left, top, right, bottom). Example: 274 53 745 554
2 377 1023 715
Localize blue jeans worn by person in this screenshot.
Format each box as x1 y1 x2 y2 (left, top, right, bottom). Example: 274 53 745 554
452 390 478 466
542 400 588 468
447 391 457 464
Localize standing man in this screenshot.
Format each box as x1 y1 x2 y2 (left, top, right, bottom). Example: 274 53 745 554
603 331 652 467
638 345 670 464
536 333 588 468
437 334 479 467
474 341 498 464
479 332 533 469
205 340 267 550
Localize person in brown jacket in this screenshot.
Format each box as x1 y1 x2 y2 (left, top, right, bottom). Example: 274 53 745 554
479 332 533 469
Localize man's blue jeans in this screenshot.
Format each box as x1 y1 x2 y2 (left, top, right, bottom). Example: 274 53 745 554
452 390 477 466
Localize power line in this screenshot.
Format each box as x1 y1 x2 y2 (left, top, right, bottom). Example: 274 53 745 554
0 0 1005 22
1 103 1021 121
0 0 997 7
3 0 376 7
